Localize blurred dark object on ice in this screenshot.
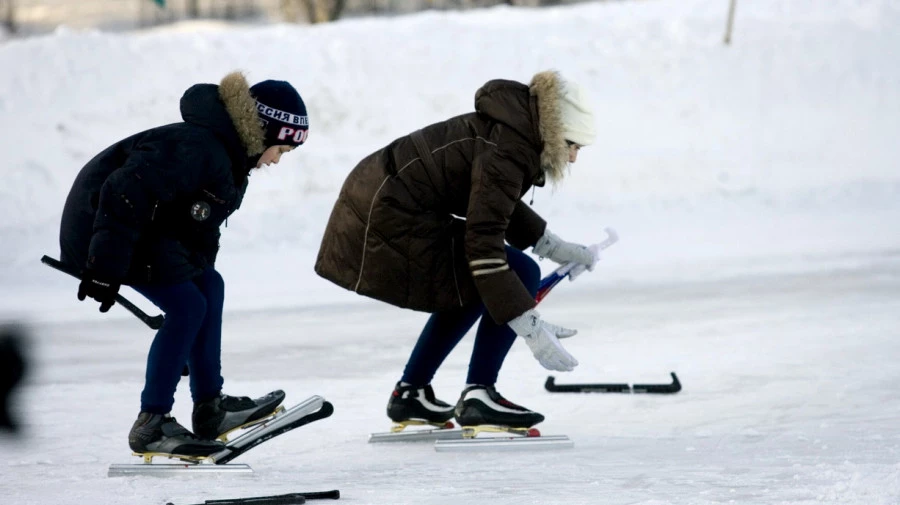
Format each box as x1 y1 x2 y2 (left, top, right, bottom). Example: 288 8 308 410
0 323 28 434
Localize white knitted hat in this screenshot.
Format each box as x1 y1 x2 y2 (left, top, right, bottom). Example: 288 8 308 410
558 78 597 146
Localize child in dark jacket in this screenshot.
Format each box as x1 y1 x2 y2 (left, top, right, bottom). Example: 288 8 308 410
59 71 309 457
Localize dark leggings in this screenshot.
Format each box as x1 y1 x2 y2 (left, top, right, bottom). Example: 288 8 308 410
132 268 225 414
401 246 540 387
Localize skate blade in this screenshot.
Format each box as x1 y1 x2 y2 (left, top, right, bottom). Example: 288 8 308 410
216 405 287 442
206 396 333 464
108 462 252 477
434 434 573 452
370 422 462 443
460 425 541 439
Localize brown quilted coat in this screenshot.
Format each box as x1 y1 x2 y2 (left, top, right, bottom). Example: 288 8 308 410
314 71 571 324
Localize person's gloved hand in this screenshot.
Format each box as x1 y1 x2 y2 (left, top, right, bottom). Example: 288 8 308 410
77 270 120 313
533 229 594 268
568 243 601 281
508 309 578 372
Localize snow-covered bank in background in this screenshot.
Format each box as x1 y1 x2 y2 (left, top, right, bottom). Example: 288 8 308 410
1 0 899 319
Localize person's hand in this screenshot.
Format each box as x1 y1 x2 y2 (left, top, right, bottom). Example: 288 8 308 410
508 309 578 372
77 270 120 313
568 244 601 281
532 229 594 268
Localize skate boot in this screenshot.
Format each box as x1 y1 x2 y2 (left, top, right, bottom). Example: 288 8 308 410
387 382 455 427
192 390 286 441
128 412 224 458
454 385 545 429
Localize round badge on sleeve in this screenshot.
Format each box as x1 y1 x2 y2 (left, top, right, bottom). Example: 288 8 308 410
191 201 211 221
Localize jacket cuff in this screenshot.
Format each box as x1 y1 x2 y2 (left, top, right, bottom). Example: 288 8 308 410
475 269 538 324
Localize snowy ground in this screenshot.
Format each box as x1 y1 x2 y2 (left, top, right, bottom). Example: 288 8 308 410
2 0 900 503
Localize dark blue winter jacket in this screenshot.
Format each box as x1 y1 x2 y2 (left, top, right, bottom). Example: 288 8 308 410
59 72 267 285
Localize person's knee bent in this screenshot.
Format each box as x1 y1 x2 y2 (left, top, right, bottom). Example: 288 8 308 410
165 290 208 331
521 256 541 297
192 268 225 307
202 268 225 298
509 249 541 297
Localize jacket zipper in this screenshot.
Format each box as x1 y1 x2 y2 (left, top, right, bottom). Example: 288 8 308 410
450 237 463 307
202 189 226 204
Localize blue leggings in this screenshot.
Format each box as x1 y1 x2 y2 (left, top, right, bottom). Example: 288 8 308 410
401 246 541 387
132 268 225 414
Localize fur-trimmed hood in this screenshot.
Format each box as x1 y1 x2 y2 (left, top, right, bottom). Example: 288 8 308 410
217 72 266 156
474 72 570 184
180 71 267 158
529 70 570 184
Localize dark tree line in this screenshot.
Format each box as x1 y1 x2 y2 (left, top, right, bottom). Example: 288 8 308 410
1 0 598 35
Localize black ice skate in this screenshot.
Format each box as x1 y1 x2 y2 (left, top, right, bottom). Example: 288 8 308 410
454 385 545 430
110 395 335 475
192 390 286 441
387 382 455 430
128 412 224 460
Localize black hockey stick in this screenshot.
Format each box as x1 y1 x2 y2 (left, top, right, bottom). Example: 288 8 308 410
633 373 682 393
545 372 681 394
200 489 341 504
40 255 165 330
198 495 305 505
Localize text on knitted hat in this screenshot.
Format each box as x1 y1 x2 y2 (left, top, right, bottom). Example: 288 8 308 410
256 102 309 127
256 102 309 145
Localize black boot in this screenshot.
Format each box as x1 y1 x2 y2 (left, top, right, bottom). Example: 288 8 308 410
128 412 225 457
386 382 455 424
192 390 286 440
454 385 544 428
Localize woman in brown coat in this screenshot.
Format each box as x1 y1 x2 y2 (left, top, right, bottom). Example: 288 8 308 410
315 70 598 429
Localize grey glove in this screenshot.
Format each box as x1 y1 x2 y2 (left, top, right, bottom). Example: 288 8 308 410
508 309 578 372
532 230 595 268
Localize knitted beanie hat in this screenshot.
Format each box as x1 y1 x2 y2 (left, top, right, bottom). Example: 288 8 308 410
557 78 596 146
249 80 309 147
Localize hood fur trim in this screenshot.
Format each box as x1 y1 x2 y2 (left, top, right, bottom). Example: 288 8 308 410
529 70 569 184
219 71 266 156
